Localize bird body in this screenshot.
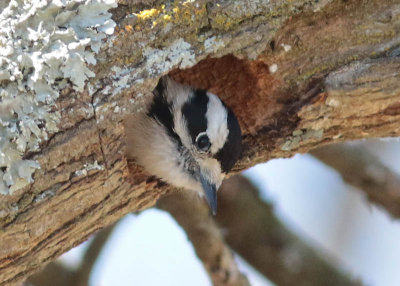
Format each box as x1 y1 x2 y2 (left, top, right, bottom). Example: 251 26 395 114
125 77 242 214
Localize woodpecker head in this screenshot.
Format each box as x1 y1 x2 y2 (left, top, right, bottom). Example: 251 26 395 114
126 76 242 214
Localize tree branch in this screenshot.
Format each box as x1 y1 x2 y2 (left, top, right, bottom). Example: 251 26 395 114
216 175 360 286
158 192 250 286
310 144 400 217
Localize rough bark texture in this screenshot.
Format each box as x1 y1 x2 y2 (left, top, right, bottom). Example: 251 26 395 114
26 224 116 286
1 0 400 284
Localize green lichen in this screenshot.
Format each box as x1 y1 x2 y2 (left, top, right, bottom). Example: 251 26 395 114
212 14 243 31
281 128 324 151
134 1 208 31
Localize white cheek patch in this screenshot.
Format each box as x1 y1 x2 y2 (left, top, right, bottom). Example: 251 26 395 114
206 92 229 154
198 157 224 189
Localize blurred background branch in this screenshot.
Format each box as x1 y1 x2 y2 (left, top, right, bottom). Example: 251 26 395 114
26 224 116 286
158 192 250 286
216 175 360 286
310 144 400 217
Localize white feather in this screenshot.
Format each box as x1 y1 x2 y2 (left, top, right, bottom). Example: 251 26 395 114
206 92 229 155
125 113 201 193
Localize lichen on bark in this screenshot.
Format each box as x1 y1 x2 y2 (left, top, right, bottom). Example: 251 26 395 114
0 0 116 195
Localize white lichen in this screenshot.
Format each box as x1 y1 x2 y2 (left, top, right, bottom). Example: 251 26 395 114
281 129 324 151
281 43 292 52
112 71 132 97
74 160 105 177
269 64 278 73
326 97 340 107
143 38 196 75
0 0 116 195
204 36 225 53
34 188 56 203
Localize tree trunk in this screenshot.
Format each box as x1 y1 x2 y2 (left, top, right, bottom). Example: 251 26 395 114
1 0 400 284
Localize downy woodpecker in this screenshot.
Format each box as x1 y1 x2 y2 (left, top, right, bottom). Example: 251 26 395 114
126 76 242 214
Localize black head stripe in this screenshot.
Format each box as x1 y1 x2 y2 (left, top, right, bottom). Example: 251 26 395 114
148 78 181 145
181 89 209 143
216 108 242 173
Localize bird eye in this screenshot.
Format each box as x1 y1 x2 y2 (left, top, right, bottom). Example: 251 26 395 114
196 134 211 151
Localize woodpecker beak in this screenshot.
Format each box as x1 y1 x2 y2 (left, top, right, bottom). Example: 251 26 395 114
200 174 217 215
